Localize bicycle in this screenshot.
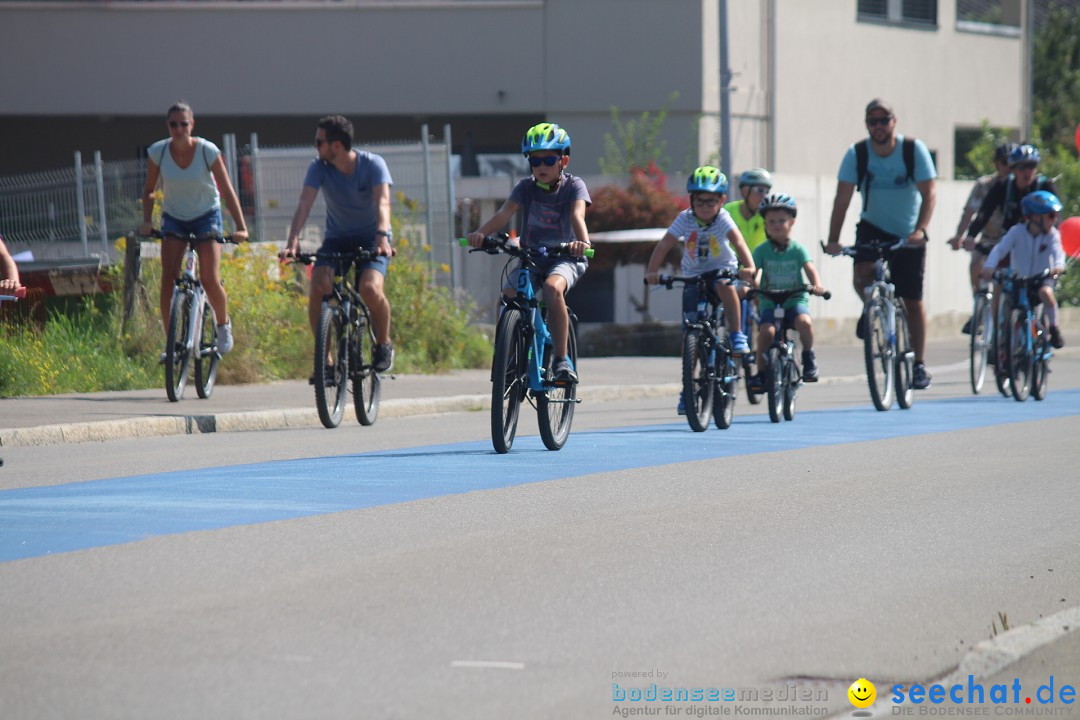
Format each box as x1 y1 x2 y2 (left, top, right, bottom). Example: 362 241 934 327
740 294 762 405
994 268 1053 402
462 233 592 453
746 285 831 423
150 229 237 403
968 279 995 395
293 248 383 429
826 238 915 411
655 268 741 432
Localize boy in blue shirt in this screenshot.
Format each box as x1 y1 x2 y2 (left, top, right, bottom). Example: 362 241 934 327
748 193 827 389
467 122 592 382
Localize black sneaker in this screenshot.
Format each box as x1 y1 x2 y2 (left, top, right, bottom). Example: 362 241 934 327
747 373 765 394
802 350 818 382
373 343 394 372
1050 325 1065 349
912 362 931 390
551 356 578 384
961 316 973 335
308 365 335 386
856 313 867 340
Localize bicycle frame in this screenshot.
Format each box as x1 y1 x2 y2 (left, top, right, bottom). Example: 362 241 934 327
505 264 561 393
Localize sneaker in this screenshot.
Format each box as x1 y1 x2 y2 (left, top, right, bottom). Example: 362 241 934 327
308 365 335 386
158 350 168 365
216 319 234 355
802 350 818 382
961 316 973 335
912 362 931 390
1050 325 1065 349
747 373 765 394
677 391 686 415
731 331 750 354
373 342 394 373
551 356 578 384
855 313 867 340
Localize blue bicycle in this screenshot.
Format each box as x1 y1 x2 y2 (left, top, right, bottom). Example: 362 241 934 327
463 233 593 453
994 268 1053 402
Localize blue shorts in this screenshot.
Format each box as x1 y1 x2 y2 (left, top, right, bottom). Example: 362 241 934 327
316 236 390 276
162 208 223 241
760 304 809 326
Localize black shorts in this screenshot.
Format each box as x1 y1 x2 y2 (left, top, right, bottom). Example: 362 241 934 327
854 220 925 301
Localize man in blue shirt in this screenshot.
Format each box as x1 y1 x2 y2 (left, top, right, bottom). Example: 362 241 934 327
824 98 937 389
283 115 395 373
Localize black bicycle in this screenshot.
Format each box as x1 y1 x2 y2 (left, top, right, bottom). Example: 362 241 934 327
747 285 830 423
656 268 740 432
462 233 592 453
294 248 382 428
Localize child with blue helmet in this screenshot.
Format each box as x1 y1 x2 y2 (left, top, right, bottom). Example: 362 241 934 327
467 122 591 382
981 190 1068 349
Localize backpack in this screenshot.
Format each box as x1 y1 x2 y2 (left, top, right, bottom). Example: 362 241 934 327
1002 173 1049 228
854 136 916 212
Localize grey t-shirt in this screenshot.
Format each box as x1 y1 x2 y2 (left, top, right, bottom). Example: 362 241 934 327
509 174 591 250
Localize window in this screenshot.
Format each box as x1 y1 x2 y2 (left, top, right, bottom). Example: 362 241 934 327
858 0 937 26
957 0 1021 36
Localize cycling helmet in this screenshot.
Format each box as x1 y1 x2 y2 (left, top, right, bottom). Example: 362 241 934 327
521 122 571 157
1008 143 1041 167
758 193 797 218
687 166 728 194
1021 190 1062 216
993 141 1016 163
738 168 773 188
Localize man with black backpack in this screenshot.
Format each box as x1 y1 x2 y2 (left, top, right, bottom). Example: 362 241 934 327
963 143 1057 249
824 98 937 390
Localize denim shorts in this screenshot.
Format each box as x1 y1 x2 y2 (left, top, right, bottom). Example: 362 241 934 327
162 208 223 241
315 236 390 276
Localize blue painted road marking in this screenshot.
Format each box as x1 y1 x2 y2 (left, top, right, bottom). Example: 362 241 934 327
2 390 1078 563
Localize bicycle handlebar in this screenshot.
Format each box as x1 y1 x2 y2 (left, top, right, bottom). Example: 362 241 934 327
822 237 907 258
141 229 241 244
992 267 1052 286
747 284 831 302
653 268 739 289
458 233 595 259
289 246 389 266
0 286 27 302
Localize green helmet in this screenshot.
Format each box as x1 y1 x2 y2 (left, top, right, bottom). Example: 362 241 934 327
687 166 728 194
522 122 571 157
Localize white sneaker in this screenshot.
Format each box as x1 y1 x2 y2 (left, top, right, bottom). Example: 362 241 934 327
216 319 234 355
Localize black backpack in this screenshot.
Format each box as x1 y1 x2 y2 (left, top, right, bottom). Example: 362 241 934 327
1002 173 1049 229
854 137 916 212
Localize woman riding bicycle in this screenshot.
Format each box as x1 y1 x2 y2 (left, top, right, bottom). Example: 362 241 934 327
139 101 248 357
981 190 1067 349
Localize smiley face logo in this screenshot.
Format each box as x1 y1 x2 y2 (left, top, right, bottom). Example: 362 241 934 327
848 678 876 708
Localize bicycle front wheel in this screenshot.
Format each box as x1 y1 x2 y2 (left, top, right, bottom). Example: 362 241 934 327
352 308 381 426
194 297 219 399
538 316 578 451
491 308 526 454
682 330 713 432
969 293 992 394
894 300 914 410
863 298 895 411
712 326 735 430
314 304 348 428
765 347 782 424
743 304 762 405
165 291 192 402
1006 307 1032 402
782 356 799 421
995 294 1013 398
1031 309 1050 401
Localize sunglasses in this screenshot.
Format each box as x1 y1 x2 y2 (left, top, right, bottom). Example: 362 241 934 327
1014 162 1038 170
748 186 769 194
528 156 560 167
866 116 893 127
168 120 190 128
692 197 720 207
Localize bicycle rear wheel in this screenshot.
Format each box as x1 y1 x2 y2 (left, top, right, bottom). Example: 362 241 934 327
194 297 219 399
863 298 895 411
314 304 349 428
538 316 578 451
1031 309 1050 401
352 308 381 426
969 293 992 394
765 347 782 424
1005 307 1032 402
782 356 798 421
491 308 526 453
682 330 713 432
712 327 735 430
894 300 914 410
995 294 1013 398
165 291 192 402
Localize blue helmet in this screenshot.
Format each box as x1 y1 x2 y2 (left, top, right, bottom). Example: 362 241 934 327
687 166 728 194
758 193 797 218
522 122 571 157
1021 190 1062 216
1008 144 1041 167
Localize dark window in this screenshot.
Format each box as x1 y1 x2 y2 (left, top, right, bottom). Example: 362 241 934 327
858 0 937 26
903 0 937 24
858 0 888 17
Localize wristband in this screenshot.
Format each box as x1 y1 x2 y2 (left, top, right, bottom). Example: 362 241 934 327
375 230 392 241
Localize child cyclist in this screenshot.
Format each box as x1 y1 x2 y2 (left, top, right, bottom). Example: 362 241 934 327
467 122 591 382
723 168 773 254
645 166 756 412
746 193 828 389
981 190 1067 349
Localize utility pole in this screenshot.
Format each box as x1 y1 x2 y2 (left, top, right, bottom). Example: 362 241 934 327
719 0 733 176
1021 0 1034 141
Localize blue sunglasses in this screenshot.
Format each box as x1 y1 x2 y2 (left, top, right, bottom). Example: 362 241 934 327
529 156 560 167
